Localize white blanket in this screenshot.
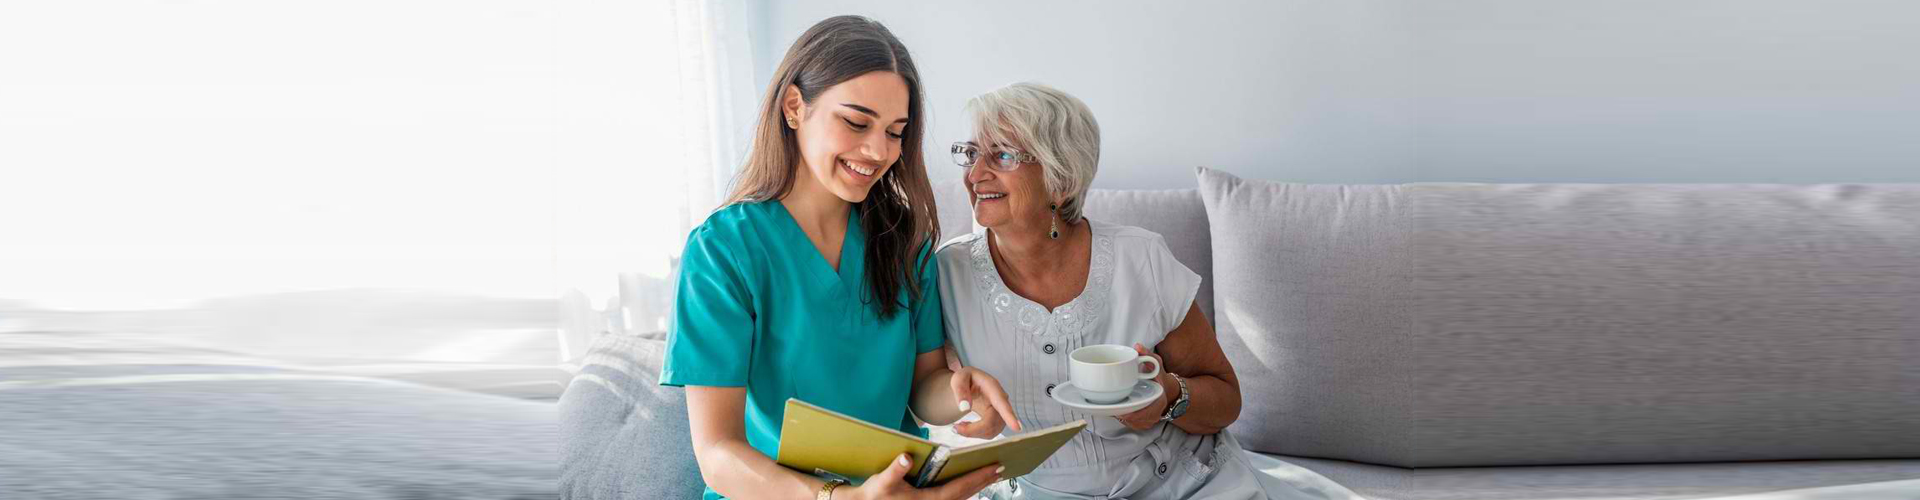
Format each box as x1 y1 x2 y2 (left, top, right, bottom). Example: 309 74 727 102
0 329 557 499
1699 479 1920 500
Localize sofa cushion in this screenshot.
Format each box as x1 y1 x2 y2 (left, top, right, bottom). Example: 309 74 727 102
1201 166 1920 467
934 182 1217 321
1197 167 1415 466
559 333 706 499
1270 453 1920 500
1409 182 1920 466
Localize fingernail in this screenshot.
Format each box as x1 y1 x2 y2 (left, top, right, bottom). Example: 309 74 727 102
994 466 1006 475
898 454 912 467
957 400 971 412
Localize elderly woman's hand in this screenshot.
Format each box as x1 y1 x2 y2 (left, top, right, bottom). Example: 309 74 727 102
950 366 1023 438
1114 343 1172 431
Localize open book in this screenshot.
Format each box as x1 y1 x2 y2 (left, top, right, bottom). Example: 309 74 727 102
775 398 1088 487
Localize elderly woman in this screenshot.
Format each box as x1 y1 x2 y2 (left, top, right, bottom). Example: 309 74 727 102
922 82 1299 499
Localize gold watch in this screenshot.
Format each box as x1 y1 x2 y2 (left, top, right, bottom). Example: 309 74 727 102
817 478 847 500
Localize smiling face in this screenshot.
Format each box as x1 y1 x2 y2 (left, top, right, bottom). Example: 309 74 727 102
783 70 910 204
963 135 1056 232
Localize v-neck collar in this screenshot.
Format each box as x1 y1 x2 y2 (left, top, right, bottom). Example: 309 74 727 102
771 201 863 291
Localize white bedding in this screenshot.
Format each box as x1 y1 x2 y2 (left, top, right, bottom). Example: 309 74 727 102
1702 479 1920 500
0 328 557 499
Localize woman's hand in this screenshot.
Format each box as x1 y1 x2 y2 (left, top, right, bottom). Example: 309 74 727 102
840 453 1002 500
949 366 1023 438
1113 343 1172 431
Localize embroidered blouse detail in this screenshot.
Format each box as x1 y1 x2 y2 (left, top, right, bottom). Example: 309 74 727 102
966 226 1117 338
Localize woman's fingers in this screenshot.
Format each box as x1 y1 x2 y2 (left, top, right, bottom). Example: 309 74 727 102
931 462 1003 500
973 373 1023 432
952 397 1003 438
948 368 974 414
880 452 913 482
852 452 914 497
1133 343 1163 373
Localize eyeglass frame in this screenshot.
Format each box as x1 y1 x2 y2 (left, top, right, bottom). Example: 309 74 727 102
950 142 1039 172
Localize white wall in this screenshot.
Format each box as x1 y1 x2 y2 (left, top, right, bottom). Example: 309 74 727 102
1412 1 1920 183
756 0 1417 189
755 1 1920 187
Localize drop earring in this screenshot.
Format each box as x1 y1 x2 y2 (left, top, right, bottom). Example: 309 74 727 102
1049 203 1060 240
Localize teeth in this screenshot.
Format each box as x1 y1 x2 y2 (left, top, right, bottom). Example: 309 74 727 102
842 160 875 176
977 193 1005 200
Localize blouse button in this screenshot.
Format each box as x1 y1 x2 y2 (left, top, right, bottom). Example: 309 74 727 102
1045 383 1056 397
1042 343 1056 354
1158 462 1169 475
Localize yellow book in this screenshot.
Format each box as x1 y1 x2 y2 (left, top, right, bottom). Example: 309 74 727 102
775 398 1088 487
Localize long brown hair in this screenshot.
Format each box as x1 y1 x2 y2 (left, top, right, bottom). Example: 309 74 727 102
725 15 939 319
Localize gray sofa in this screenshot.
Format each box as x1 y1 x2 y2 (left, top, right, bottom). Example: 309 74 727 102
562 168 1920 499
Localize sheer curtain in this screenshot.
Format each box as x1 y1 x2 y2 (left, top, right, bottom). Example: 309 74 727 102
0 1 758 365
553 0 759 359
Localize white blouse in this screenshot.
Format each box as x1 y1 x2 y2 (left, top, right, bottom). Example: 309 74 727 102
937 220 1236 498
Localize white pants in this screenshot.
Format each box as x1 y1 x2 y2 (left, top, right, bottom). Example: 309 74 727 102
982 432 1364 500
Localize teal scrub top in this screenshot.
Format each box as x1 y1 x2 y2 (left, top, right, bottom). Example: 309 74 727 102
661 200 944 500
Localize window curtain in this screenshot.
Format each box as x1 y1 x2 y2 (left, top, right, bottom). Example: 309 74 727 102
553 0 761 360
0 1 762 365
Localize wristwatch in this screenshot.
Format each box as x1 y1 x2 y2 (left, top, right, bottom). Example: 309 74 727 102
817 477 847 500
1158 373 1190 423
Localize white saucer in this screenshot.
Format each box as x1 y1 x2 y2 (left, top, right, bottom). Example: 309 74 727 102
1050 380 1164 417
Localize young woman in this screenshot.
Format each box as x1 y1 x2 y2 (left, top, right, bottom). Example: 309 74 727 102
660 16 1011 500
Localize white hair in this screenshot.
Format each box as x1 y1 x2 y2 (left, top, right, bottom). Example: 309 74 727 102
965 82 1101 222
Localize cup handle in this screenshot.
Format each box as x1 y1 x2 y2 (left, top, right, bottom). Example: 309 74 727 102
1136 355 1162 380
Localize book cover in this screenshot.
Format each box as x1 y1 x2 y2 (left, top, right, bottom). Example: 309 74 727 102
775 398 1087 487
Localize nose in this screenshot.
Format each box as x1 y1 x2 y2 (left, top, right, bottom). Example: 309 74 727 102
964 153 993 185
860 129 890 163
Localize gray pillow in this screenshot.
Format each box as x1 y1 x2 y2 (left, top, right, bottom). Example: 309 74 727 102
1409 182 1920 466
1201 166 1920 468
1197 167 1415 467
559 333 706 499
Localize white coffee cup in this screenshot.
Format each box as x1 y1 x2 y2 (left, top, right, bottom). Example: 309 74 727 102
1069 344 1161 404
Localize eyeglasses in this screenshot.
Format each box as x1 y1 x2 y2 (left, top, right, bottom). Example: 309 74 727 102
950 142 1037 172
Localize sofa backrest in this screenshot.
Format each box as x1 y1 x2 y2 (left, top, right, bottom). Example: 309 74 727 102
1405 181 1920 467
1198 167 1920 467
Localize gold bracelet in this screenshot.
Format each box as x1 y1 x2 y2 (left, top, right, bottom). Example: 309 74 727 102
817 478 847 500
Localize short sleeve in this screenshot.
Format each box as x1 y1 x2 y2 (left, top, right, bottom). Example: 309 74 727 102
1147 234 1204 332
910 242 946 355
660 226 755 388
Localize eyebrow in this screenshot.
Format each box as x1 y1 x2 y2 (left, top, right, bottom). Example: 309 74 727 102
841 103 909 124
